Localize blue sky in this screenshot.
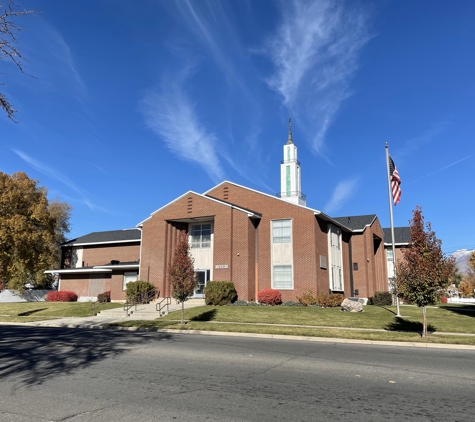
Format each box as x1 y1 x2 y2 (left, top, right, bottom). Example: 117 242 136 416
1 0 474 255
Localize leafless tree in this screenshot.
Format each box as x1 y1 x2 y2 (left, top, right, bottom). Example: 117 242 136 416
0 0 36 121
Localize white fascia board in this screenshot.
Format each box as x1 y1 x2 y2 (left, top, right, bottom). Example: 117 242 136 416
136 189 262 225
66 239 141 247
136 191 199 226
93 264 140 269
204 180 322 214
384 242 409 247
314 211 352 232
44 269 112 274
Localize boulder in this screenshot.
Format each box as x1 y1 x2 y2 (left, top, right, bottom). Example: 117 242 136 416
341 298 363 312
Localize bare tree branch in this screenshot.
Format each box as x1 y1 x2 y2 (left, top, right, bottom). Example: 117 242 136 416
0 0 37 121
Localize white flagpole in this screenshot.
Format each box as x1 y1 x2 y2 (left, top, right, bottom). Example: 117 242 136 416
385 143 401 317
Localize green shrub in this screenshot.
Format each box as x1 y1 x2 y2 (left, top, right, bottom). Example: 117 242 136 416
368 291 392 306
204 281 238 306
297 290 317 306
282 300 304 307
125 281 156 304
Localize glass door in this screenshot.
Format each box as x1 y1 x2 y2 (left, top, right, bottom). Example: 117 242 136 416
193 269 210 298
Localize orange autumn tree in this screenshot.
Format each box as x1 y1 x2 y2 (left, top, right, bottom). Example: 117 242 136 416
396 206 455 337
168 230 198 325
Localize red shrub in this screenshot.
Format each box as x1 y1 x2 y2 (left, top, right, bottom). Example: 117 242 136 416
440 296 448 304
258 289 282 306
46 291 78 302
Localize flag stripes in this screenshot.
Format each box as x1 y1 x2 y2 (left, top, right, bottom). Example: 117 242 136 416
389 156 401 205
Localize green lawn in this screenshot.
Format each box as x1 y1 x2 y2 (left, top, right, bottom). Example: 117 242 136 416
108 304 475 345
0 302 123 323
2 302 474 346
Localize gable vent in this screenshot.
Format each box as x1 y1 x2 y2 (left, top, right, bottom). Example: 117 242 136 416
187 197 193 214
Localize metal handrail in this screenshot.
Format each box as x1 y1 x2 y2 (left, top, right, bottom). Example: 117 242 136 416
91 300 106 316
123 300 137 315
156 297 171 316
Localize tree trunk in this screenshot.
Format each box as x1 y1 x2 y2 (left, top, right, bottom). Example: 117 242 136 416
181 301 184 325
421 305 427 338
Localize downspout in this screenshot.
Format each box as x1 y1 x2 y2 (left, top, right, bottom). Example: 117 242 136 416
349 235 354 296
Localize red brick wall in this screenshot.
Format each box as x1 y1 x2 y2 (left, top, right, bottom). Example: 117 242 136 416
81 243 140 267
349 219 388 298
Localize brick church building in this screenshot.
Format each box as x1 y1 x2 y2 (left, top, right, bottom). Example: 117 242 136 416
48 120 391 302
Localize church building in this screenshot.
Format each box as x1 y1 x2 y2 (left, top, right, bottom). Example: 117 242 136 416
49 119 389 302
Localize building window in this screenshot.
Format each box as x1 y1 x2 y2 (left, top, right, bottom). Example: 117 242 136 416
123 271 138 290
190 223 212 248
273 265 292 289
386 248 394 261
272 219 291 243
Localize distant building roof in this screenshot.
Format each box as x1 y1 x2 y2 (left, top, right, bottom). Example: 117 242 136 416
383 227 411 245
332 215 377 232
62 229 141 246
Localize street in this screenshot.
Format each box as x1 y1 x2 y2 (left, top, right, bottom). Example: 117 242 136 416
0 326 473 421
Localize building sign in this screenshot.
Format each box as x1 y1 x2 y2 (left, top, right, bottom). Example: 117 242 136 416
215 264 228 269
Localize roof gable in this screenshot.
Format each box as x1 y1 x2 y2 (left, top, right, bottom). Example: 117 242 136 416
62 229 141 246
332 215 377 232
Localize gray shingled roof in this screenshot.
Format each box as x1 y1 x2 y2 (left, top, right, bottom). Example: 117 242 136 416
62 229 141 246
383 227 411 244
332 215 377 231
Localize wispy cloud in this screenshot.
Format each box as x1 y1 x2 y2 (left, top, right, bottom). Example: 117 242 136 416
140 71 225 182
397 121 450 160
12 150 107 212
263 0 371 157
324 179 359 214
409 155 472 184
14 17 87 99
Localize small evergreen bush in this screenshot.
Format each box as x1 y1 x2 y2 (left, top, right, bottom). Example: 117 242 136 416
46 291 78 302
368 291 392 306
97 291 111 303
125 281 156 304
258 289 282 306
204 281 238 306
282 300 304 307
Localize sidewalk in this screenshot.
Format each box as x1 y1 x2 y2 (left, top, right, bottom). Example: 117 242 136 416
18 299 205 329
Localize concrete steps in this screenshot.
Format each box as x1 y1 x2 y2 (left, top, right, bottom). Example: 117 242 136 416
97 298 206 319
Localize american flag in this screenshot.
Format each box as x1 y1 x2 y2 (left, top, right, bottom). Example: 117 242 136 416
389 156 401 205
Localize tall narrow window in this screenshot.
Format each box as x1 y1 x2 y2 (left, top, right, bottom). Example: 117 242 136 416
286 166 291 196
272 219 291 243
190 223 212 248
273 265 292 289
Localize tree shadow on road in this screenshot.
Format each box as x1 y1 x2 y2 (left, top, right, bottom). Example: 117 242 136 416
0 326 172 386
385 317 435 335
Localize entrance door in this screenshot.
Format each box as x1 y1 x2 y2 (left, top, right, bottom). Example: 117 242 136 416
193 269 210 298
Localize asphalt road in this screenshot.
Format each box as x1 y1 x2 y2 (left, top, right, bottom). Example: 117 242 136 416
0 326 473 421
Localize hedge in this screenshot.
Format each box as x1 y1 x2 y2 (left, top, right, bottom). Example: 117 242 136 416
46 291 78 302
204 281 238 306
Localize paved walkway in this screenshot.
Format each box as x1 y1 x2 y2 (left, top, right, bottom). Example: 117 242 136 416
17 299 205 328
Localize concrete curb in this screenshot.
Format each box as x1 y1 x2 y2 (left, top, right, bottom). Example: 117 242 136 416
2 320 474 350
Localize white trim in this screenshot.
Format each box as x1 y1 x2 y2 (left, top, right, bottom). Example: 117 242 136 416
65 239 141 247
384 242 409 246
93 264 140 270
136 189 262 227
44 269 112 274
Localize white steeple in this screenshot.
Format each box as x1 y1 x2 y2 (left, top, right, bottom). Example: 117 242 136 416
278 118 306 206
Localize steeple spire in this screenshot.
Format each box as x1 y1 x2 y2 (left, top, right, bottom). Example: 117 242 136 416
286 117 293 145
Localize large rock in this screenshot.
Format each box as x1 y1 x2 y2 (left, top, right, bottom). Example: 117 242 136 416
341 298 363 312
